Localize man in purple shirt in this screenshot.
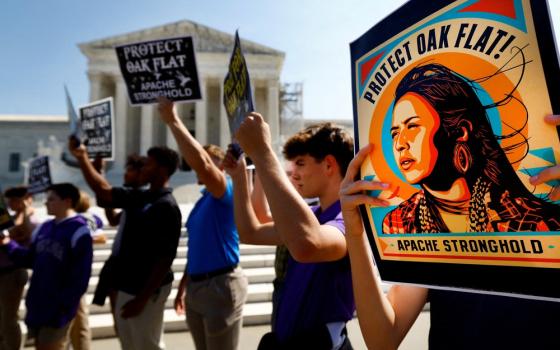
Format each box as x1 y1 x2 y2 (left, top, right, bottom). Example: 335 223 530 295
224 117 355 349
1 183 93 350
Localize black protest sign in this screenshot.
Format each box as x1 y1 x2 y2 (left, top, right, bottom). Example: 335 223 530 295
115 36 202 105
79 97 114 160
28 156 52 194
0 187 14 231
223 31 254 137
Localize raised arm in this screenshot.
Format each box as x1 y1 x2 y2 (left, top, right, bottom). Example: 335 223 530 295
340 145 428 349
158 97 226 198
235 113 345 262
68 137 113 204
223 150 281 246
251 171 273 224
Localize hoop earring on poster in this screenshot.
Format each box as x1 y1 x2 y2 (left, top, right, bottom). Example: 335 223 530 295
453 142 472 175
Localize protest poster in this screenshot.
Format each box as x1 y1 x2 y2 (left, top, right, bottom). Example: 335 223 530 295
350 0 560 299
115 36 202 105
0 187 14 231
27 156 52 194
223 30 254 138
79 97 115 160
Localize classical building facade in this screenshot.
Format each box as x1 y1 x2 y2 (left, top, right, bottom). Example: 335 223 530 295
0 115 69 186
79 20 285 170
0 20 285 186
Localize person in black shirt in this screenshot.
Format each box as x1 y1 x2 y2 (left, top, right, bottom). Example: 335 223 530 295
69 140 182 350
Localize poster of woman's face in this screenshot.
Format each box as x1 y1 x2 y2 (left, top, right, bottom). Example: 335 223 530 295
391 92 440 184
351 0 560 299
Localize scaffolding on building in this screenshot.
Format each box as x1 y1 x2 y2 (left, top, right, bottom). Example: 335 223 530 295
278 82 304 149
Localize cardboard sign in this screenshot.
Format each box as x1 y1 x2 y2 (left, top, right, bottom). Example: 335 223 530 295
223 31 254 137
115 36 202 105
0 187 14 231
28 156 52 194
79 97 115 160
351 0 560 299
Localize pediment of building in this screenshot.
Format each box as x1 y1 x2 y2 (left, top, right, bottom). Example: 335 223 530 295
79 20 284 57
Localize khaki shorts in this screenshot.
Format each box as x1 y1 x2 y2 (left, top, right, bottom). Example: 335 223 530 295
27 322 71 346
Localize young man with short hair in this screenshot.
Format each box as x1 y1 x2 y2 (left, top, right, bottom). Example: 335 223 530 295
223 115 355 349
69 140 182 350
1 183 92 350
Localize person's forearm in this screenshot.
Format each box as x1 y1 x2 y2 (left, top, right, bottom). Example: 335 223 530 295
76 155 112 200
251 147 323 255
346 233 399 349
166 117 213 174
251 173 273 224
5 240 34 268
232 171 267 244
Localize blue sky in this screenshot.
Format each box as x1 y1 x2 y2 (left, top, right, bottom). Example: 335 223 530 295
0 0 558 119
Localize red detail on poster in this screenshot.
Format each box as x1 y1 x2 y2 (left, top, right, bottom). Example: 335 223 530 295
360 52 385 85
459 0 517 20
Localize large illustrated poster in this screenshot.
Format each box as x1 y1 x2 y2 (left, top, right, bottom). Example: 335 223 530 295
351 0 560 299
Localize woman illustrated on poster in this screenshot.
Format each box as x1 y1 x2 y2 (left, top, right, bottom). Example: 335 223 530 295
383 63 560 234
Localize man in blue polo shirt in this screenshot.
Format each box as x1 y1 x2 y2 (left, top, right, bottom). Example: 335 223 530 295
224 116 355 349
158 98 247 350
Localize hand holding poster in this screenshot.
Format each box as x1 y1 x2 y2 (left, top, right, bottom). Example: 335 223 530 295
0 187 14 231
351 0 560 299
79 97 115 160
223 30 254 141
115 36 202 105
27 156 52 195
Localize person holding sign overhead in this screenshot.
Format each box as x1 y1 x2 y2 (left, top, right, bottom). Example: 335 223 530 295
158 97 248 350
339 114 560 350
69 139 182 350
223 116 355 349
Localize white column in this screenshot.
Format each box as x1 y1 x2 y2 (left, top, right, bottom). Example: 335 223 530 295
251 81 256 109
195 78 207 145
219 81 230 150
166 125 178 150
267 80 280 151
88 72 102 102
114 79 129 170
140 105 154 154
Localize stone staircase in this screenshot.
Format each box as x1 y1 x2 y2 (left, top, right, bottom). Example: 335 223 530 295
20 226 276 339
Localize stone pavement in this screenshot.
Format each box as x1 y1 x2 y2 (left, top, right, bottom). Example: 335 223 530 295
88 313 430 350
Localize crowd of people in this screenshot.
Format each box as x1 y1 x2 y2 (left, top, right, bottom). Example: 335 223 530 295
1 90 560 350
